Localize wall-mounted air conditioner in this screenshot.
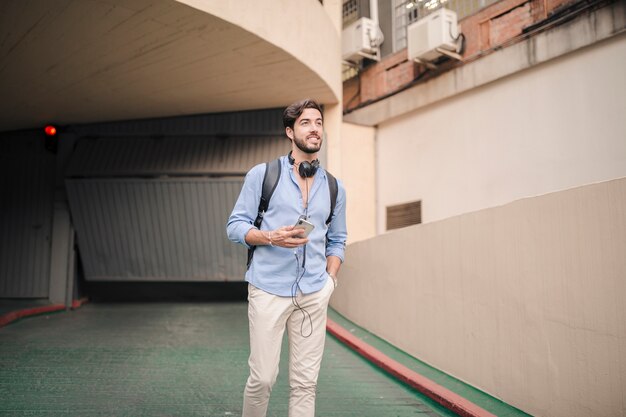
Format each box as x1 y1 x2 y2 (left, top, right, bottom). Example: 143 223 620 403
407 8 461 64
342 17 384 63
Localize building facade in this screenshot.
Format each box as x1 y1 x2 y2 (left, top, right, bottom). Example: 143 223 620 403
333 1 626 416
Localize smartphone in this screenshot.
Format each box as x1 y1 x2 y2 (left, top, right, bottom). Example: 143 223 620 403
294 217 315 237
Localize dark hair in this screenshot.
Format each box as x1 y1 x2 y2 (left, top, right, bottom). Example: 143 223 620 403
283 98 323 129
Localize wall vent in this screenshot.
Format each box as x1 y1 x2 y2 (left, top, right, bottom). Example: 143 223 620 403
386 200 422 230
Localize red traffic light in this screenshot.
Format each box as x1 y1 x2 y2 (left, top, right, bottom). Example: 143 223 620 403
44 125 57 136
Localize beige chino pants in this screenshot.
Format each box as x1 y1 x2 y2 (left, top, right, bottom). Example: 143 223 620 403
242 277 335 417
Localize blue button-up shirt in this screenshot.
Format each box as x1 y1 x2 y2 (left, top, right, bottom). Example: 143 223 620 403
227 155 347 296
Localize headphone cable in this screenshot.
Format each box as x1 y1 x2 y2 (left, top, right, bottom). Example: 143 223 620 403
292 252 313 338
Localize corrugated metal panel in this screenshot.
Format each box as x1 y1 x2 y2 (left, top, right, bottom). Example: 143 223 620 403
65 178 247 281
0 134 55 297
70 108 284 137
63 108 287 283
66 135 289 177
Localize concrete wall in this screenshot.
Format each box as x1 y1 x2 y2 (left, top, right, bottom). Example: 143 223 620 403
331 177 626 417
375 32 626 231
0 131 56 298
2 0 341 131
338 122 377 243
179 0 342 101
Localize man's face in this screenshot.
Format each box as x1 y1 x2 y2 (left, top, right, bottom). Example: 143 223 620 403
287 108 323 154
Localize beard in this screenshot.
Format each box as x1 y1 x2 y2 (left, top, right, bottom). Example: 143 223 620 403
292 132 322 154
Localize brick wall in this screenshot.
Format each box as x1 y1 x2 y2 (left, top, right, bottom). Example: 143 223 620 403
343 0 575 112
488 2 533 49
359 50 418 104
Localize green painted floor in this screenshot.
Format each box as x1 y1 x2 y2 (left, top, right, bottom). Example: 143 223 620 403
0 302 458 417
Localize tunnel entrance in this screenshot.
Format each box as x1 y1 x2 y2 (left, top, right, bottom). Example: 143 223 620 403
63 109 288 302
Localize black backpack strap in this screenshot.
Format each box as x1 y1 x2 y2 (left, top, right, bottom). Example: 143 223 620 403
325 170 338 226
247 158 282 268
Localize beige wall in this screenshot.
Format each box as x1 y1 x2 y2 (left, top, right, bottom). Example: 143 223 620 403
336 122 376 243
331 177 626 417
1 0 342 131
375 33 626 232
179 0 342 102
322 0 342 33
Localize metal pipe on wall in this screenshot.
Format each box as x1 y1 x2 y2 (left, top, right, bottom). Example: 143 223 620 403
370 0 379 24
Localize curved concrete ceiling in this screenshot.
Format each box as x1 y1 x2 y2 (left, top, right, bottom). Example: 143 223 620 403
0 0 338 132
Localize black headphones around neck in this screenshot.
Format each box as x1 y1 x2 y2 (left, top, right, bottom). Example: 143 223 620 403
288 151 319 178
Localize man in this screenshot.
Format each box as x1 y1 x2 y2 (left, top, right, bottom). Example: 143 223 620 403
227 98 347 417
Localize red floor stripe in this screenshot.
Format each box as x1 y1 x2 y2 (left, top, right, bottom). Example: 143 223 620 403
0 298 89 328
326 318 496 417
71 297 89 309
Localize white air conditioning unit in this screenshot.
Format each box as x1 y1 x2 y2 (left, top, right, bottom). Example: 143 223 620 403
407 8 460 63
342 17 384 63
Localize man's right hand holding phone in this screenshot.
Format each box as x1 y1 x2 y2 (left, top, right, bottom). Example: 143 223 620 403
264 225 309 248
245 222 311 248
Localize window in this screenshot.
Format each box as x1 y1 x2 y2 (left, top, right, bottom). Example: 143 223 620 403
393 0 420 52
434 0 501 20
342 0 360 27
386 201 422 230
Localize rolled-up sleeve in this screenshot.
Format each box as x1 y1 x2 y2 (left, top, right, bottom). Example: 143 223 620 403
226 164 265 248
325 180 347 262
